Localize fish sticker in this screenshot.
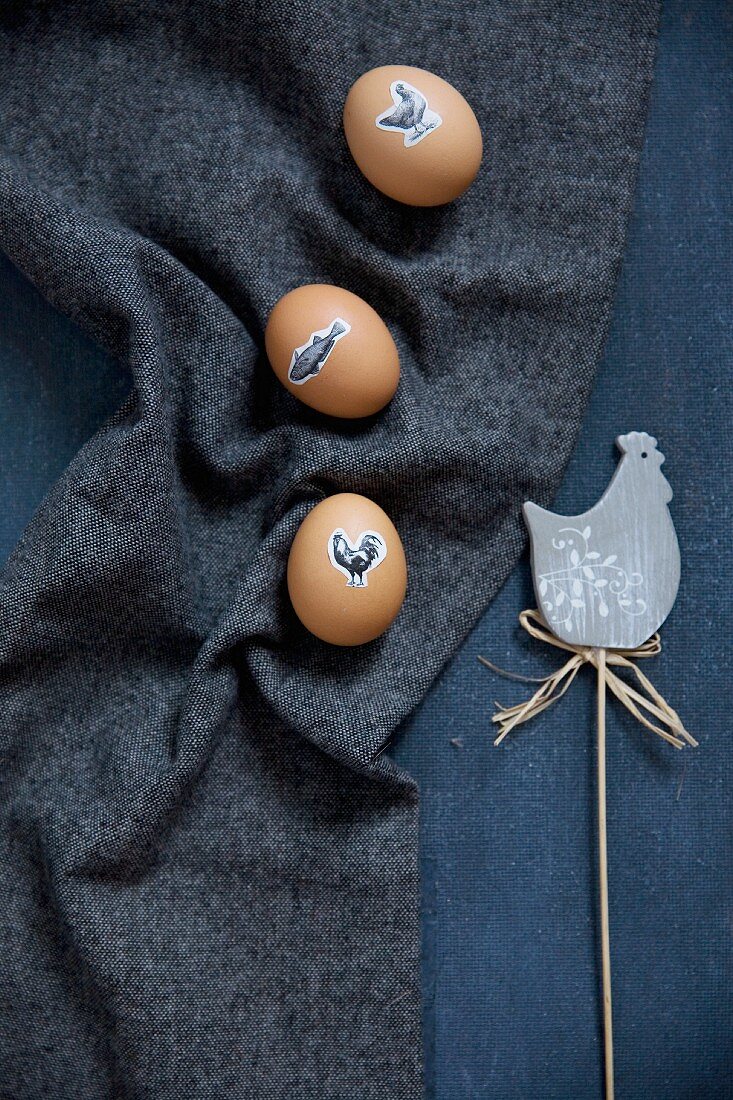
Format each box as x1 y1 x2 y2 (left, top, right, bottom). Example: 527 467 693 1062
375 80 442 147
328 529 387 588
288 318 351 385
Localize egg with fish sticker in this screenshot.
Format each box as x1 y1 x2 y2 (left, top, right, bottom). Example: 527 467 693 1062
287 493 407 645
265 284 400 418
343 65 482 206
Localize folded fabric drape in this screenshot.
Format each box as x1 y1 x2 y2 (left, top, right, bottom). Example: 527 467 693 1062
0 3 659 1096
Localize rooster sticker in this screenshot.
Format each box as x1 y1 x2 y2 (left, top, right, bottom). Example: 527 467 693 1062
288 318 351 385
328 529 387 587
375 80 442 147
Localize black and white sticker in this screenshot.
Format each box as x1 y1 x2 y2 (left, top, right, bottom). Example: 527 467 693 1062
375 80 442 148
328 529 387 588
288 317 351 385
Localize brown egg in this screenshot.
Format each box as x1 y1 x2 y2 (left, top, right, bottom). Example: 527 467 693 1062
343 65 482 206
265 284 399 418
287 493 407 646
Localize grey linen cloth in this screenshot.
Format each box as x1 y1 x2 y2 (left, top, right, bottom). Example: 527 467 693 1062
0 3 658 1097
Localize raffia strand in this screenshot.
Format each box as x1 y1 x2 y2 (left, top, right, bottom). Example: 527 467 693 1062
480 609 697 751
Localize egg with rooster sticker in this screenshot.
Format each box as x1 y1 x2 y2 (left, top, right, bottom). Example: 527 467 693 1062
287 493 407 645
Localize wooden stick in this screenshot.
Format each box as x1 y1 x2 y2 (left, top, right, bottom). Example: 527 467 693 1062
597 647 614 1100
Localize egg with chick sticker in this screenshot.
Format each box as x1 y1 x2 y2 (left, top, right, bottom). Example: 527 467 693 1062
343 65 483 206
287 493 407 646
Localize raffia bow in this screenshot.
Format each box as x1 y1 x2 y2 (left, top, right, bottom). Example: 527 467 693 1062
480 609 697 750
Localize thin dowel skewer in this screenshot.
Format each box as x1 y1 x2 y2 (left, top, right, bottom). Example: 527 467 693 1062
597 647 614 1100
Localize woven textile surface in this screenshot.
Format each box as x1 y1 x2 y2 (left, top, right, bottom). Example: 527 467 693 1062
0 2 658 1096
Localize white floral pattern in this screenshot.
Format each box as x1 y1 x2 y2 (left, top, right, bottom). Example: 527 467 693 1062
538 526 646 630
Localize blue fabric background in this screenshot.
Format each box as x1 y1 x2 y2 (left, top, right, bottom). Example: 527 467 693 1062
394 2 733 1096
0 1 730 1096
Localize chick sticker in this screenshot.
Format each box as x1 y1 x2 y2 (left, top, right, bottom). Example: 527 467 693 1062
375 80 442 147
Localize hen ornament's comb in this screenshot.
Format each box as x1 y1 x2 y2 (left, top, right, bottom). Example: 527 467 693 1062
480 433 696 1100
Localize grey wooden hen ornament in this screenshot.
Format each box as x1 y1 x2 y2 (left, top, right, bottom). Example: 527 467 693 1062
524 432 680 648
480 432 695 1100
